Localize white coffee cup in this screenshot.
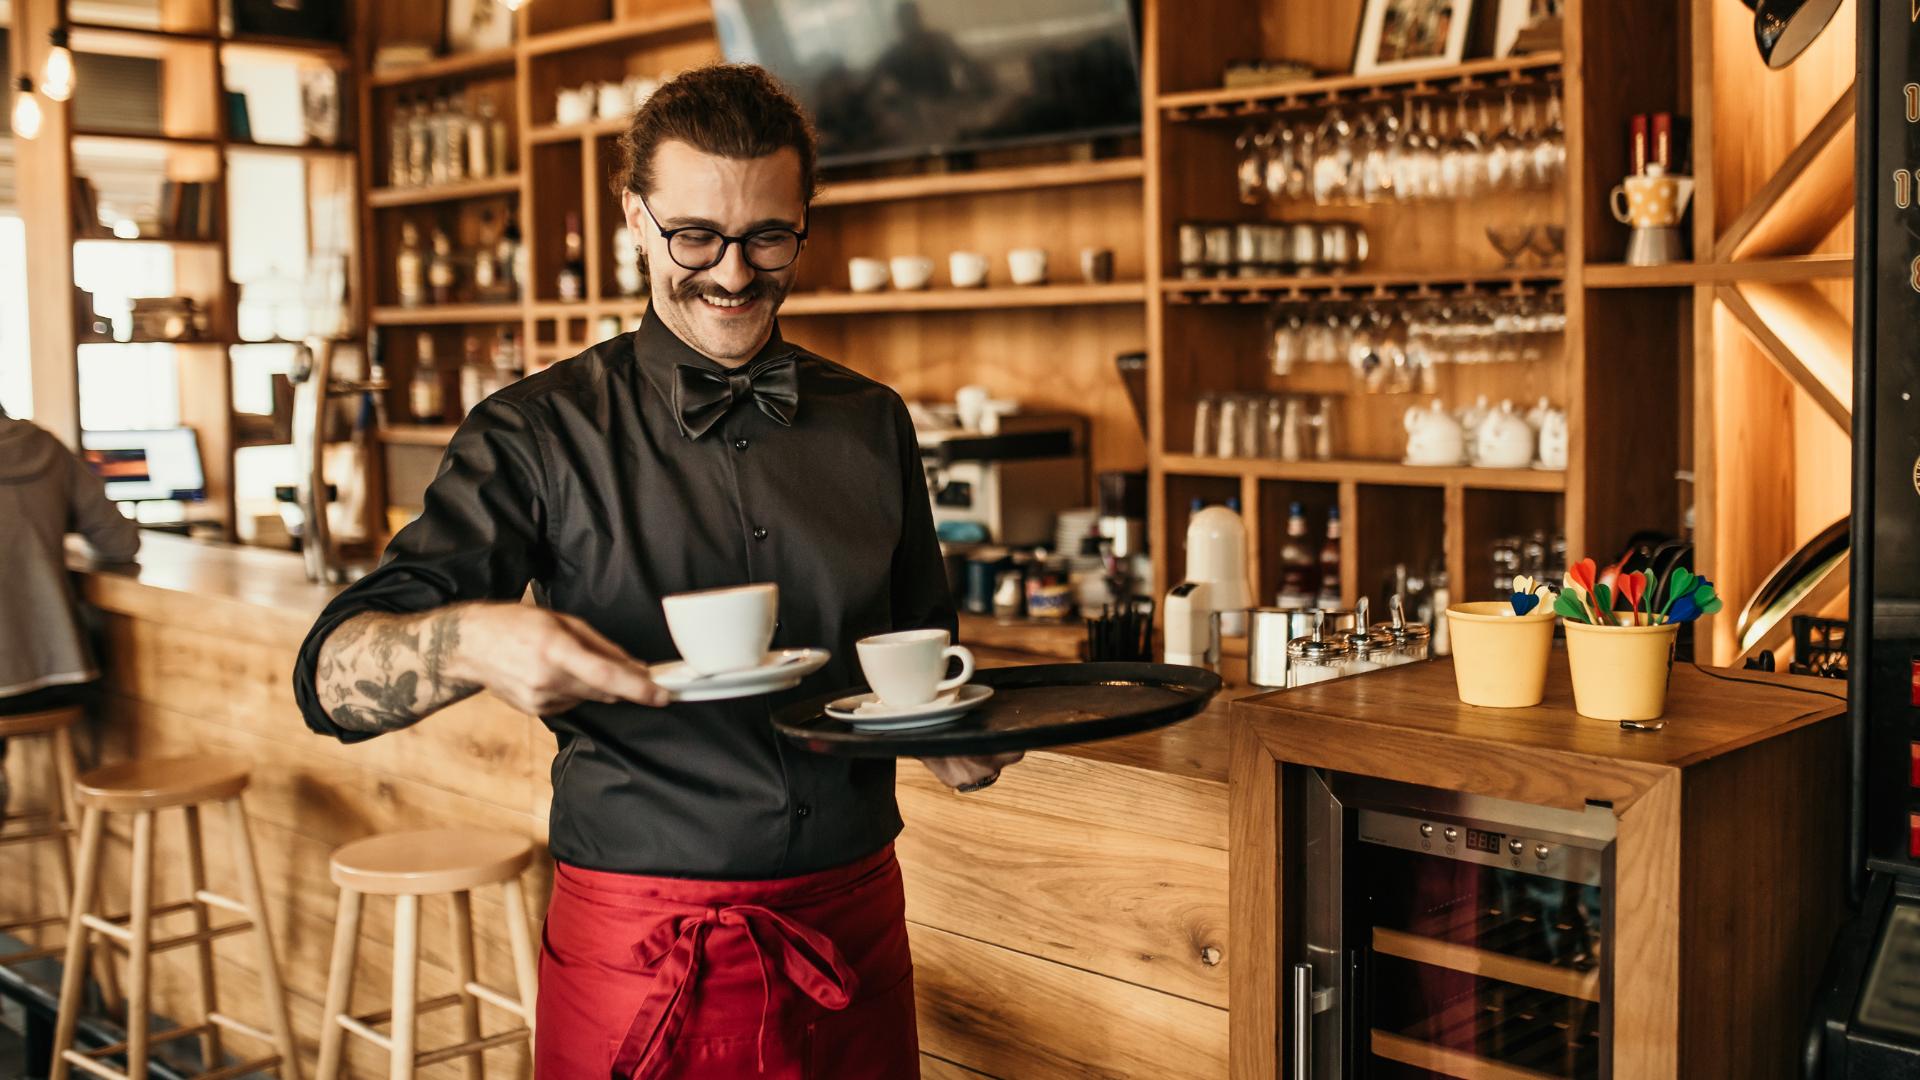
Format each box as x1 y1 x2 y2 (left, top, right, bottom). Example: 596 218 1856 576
1007 248 1049 286
955 384 991 431
661 583 777 675
949 251 988 288
890 255 934 291
856 629 974 708
848 257 890 294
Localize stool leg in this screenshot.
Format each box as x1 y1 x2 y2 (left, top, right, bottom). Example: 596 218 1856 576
224 797 301 1080
54 727 119 1016
314 888 362 1080
448 891 483 1080
48 805 103 1080
391 894 420 1080
43 733 76 953
127 810 155 1078
501 878 538 1036
182 804 223 1069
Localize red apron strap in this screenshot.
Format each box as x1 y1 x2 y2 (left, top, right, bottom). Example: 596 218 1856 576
610 903 862 1080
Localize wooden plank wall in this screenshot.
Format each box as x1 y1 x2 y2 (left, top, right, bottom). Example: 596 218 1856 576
1 596 1231 1078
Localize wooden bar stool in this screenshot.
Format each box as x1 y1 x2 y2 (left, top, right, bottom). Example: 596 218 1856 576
315 829 539 1080
0 708 83 968
49 755 300 1080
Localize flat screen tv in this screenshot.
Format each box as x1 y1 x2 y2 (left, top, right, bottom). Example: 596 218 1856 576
713 0 1142 167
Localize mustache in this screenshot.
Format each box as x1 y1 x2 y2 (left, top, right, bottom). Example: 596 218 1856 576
672 275 787 306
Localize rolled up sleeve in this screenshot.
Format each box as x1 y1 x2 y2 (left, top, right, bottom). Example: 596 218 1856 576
292 397 549 742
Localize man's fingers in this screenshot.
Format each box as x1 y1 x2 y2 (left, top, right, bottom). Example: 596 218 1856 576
549 617 670 706
551 639 668 706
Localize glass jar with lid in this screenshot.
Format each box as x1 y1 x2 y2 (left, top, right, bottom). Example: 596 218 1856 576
1287 611 1353 686
1371 593 1433 665
1343 597 1397 674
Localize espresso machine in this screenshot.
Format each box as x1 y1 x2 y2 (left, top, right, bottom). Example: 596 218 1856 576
918 413 1088 547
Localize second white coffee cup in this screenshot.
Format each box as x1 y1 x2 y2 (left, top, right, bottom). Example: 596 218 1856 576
856 629 974 707
662 583 777 675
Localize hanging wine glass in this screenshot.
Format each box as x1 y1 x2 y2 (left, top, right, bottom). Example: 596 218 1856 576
1487 91 1527 191
1533 88 1567 189
1361 105 1399 204
1391 99 1422 201
1413 101 1444 200
1236 125 1266 205
1265 120 1295 202
1440 96 1484 200
1312 108 1355 206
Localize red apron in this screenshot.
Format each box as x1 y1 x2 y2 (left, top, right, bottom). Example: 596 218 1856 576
536 844 919 1080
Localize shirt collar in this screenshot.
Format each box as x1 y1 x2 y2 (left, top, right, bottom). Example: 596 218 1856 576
634 308 789 377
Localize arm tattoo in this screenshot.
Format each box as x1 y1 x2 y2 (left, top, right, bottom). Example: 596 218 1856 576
316 609 480 734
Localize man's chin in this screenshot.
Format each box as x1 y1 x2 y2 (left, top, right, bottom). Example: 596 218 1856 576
676 300 776 362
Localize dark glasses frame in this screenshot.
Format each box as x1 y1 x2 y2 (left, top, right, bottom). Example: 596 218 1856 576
637 193 809 272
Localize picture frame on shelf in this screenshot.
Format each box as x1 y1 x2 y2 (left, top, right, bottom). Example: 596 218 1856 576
1353 0 1475 75
446 0 514 54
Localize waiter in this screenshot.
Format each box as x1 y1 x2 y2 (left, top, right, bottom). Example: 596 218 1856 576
292 63 1019 1079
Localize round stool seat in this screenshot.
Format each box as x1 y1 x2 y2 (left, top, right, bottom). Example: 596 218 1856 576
0 706 82 739
75 754 250 812
330 829 534 896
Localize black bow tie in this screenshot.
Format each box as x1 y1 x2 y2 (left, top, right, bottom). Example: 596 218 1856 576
672 354 800 441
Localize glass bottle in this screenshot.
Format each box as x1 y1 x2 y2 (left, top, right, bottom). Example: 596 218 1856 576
396 220 425 308
428 226 457 305
473 209 499 299
406 97 431 187
558 211 586 302
1277 501 1315 609
441 94 466 183
1341 598 1394 675
484 97 509 178
389 96 412 188
497 211 523 301
466 95 491 180
1316 506 1343 610
460 335 485 414
409 333 443 423
1286 612 1352 687
427 96 451 185
492 328 524 390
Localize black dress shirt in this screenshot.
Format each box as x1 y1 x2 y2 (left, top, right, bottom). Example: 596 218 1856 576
291 314 955 878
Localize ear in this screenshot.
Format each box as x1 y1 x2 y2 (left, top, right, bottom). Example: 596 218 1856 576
620 190 647 234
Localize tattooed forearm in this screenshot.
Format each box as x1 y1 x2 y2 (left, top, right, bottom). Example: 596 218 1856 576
316 608 481 734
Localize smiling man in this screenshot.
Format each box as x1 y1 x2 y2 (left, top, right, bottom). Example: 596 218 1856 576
292 65 1018 1078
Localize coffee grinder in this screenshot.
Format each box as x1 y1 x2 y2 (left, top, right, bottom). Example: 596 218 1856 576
1163 504 1252 670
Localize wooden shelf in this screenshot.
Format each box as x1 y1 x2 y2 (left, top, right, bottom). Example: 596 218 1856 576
1371 1030 1562 1080
528 117 628 144
1583 254 1851 288
781 282 1146 316
370 304 524 326
68 23 215 60
71 129 219 150
368 46 517 88
1165 269 1562 303
379 424 459 447
1160 52 1565 121
74 234 219 247
1372 927 1599 1002
1160 453 1567 492
226 141 353 159
521 8 713 56
814 158 1145 207
221 33 349 67
367 175 522 209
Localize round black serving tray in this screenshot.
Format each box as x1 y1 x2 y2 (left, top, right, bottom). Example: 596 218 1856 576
771 662 1223 758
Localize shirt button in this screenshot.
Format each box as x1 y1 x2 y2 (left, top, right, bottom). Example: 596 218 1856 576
794 803 812 818
733 438 749 451
752 526 768 541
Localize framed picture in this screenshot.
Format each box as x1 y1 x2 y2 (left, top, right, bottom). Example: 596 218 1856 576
1353 0 1475 75
446 0 513 54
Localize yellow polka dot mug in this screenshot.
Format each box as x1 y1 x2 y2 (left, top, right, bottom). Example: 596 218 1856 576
1610 174 1695 228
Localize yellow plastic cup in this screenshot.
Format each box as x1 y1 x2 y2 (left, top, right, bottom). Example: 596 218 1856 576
1564 620 1680 721
1445 601 1556 708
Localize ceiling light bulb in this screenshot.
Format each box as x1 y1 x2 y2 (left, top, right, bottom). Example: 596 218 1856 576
500 0 527 11
11 77 43 140
41 30 75 102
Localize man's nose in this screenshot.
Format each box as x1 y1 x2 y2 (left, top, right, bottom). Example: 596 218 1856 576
709 243 754 293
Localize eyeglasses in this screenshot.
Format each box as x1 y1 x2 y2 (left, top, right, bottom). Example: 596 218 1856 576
638 194 807 272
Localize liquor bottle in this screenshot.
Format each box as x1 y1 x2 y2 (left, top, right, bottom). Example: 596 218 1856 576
496 211 523 301
388 97 412 188
465 94 490 180
460 335 485 414
428 227 456 305
558 211 586 302
1276 501 1315 609
441 94 466 184
428 96 451 185
409 333 443 423
1316 506 1343 609
473 210 499 299
396 221 425 308
490 328 524 394
406 97 430 187
486 97 510 178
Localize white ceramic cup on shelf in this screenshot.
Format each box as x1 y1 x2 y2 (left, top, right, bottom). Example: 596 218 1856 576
848 257 891 294
889 255 935 290
856 629 974 708
1007 248 1049 286
948 251 989 288
661 583 777 675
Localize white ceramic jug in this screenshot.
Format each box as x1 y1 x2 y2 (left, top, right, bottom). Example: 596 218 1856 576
1536 406 1570 470
1474 399 1536 470
1404 400 1466 466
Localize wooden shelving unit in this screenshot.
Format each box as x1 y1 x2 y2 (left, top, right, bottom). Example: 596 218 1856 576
1165 269 1562 303
1161 454 1566 493
812 157 1145 207
370 303 524 326
366 174 522 208
781 282 1146 316
1158 52 1566 119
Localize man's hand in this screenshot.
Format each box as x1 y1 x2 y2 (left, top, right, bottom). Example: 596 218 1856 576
450 603 670 715
316 602 667 734
919 752 1024 793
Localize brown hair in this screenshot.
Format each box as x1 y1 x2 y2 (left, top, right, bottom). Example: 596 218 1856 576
614 63 819 206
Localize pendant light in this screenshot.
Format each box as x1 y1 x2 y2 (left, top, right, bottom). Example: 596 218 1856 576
41 28 75 103
12 77 43 140
500 0 528 10
1742 0 1844 70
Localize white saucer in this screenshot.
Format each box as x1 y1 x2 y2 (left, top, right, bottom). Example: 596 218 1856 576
826 683 995 730
651 648 831 702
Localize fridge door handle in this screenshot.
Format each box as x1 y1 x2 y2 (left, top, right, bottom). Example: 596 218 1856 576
1292 962 1314 1080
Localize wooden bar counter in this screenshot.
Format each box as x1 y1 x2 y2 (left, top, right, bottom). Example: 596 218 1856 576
0 533 1236 1078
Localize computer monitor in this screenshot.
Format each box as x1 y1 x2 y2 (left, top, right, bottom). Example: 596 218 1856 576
81 428 207 502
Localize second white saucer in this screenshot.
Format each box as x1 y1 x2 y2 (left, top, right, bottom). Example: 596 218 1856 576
826 683 995 730
651 648 831 702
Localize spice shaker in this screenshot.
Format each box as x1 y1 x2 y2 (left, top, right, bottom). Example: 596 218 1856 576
1342 597 1396 674
1371 593 1433 665
1287 610 1353 687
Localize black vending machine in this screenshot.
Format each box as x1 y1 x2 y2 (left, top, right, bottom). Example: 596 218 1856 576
1808 1 1920 1075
